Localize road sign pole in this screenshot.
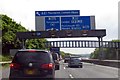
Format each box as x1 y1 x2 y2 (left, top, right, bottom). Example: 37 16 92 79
100 37 104 60
98 37 101 60
116 49 119 60
98 37 104 60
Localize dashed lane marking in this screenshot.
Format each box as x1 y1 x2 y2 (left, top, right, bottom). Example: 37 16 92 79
69 74 74 78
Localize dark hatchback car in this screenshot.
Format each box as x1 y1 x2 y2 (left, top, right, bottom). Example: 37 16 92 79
9 49 55 80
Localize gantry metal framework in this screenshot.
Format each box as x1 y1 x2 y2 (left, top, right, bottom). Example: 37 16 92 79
16 29 120 60
16 29 120 49
45 40 119 48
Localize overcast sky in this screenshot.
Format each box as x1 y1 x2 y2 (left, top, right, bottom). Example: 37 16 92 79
0 0 119 54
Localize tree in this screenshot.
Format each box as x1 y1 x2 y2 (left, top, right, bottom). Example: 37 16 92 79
90 40 120 60
1 14 47 55
26 39 47 49
1 14 27 55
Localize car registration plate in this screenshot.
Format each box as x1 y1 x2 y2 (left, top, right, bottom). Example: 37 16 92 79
24 69 36 75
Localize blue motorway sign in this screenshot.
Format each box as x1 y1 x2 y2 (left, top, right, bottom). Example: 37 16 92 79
35 10 80 16
50 47 60 55
61 16 91 30
45 17 60 31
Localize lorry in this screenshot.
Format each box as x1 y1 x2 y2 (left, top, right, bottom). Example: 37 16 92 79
50 47 61 70
50 47 61 60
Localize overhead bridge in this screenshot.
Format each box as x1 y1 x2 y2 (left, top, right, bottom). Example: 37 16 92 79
45 40 120 48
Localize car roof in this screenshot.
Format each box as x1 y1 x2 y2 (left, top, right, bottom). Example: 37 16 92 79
18 49 49 53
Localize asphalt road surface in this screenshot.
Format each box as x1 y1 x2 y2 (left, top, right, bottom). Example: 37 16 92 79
1 60 119 80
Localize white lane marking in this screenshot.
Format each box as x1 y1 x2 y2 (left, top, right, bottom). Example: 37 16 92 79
64 67 66 69
69 74 74 78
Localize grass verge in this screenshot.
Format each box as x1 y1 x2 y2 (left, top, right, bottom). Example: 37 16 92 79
0 55 11 68
0 55 12 61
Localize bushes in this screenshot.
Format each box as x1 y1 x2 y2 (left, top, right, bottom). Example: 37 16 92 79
0 55 12 61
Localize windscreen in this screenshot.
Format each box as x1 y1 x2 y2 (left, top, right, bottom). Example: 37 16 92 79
70 58 81 62
12 51 52 64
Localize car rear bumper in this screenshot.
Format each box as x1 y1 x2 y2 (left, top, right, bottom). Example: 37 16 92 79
9 70 55 79
9 77 54 80
9 74 55 80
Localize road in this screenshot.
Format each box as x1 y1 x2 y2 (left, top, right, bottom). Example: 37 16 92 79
1 61 119 80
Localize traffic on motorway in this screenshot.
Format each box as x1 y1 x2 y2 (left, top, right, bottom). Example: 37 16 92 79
2 58 118 80
8 49 83 80
1 47 118 80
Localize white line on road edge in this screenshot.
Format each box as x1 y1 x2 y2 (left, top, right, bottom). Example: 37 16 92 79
64 67 66 69
69 74 74 78
0 61 12 65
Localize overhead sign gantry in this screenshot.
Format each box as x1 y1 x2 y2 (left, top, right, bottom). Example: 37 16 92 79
16 10 120 60
18 10 101 46
17 29 106 39
35 10 80 31
35 10 95 31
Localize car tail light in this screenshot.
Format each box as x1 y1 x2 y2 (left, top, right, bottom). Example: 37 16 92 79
10 63 21 69
41 63 54 69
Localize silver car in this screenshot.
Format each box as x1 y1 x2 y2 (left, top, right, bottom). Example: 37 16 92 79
68 58 83 68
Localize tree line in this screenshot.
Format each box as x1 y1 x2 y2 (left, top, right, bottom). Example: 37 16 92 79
90 40 120 60
1 14 47 55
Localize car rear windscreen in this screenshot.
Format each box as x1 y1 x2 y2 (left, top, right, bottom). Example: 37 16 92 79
12 51 51 64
